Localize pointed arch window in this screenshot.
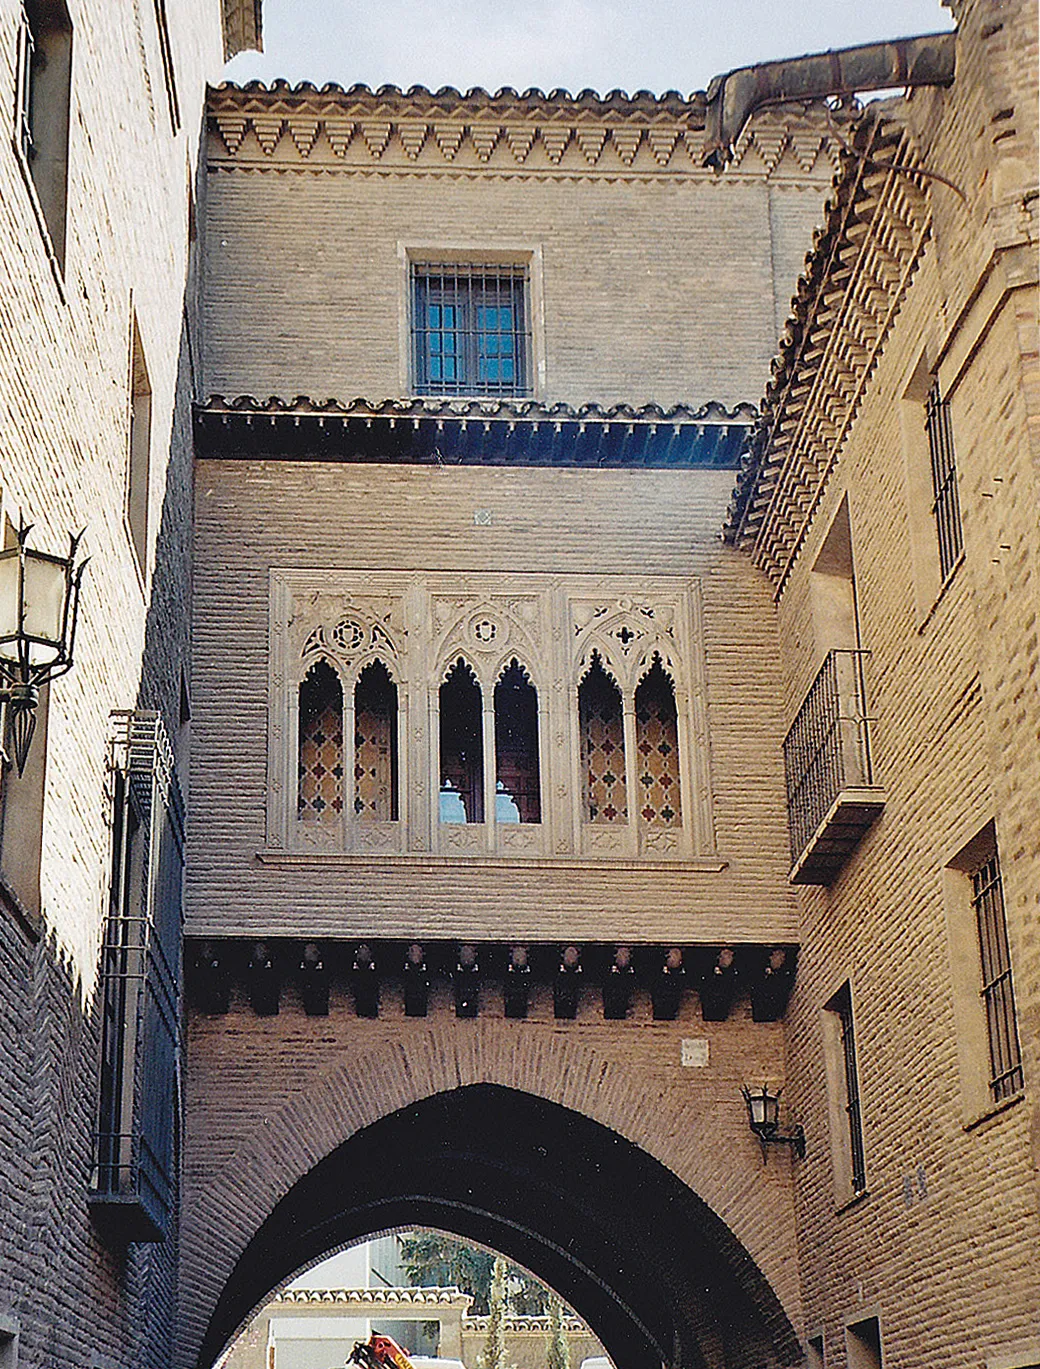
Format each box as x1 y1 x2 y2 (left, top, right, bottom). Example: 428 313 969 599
354 661 398 821
494 659 540 824
579 653 627 824
635 657 681 827
298 660 344 821
439 659 484 824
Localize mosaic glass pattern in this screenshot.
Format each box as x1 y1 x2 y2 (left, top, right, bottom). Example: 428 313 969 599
354 661 398 820
298 660 344 821
579 654 627 823
635 658 681 826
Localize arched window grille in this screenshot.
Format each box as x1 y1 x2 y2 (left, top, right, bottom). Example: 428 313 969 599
298 659 344 821
579 653 627 824
439 659 484 824
354 661 398 821
494 659 540 824
635 657 682 827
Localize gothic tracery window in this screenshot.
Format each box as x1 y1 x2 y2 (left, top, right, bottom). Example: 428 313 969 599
298 659 344 821
579 653 627 824
354 660 398 821
635 657 681 827
439 659 484 824
494 659 540 824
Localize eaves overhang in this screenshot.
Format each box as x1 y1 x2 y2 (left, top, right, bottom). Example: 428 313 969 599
722 107 931 574
221 0 262 59
195 395 758 469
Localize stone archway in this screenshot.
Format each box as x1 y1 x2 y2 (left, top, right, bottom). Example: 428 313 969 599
196 1085 798 1369
180 1018 803 1369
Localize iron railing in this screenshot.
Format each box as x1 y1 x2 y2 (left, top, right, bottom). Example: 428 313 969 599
783 649 876 866
91 711 184 1242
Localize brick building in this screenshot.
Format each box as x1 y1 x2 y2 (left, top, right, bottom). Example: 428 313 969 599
2 2 1036 1369
0 2 258 1369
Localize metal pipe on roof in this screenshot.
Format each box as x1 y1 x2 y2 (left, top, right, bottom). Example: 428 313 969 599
702 31 956 170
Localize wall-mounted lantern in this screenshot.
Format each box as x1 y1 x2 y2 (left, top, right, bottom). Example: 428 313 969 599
742 1083 806 1160
0 520 87 774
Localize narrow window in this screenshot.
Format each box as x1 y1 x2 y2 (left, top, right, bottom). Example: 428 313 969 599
127 319 152 574
439 659 483 824
846 1318 882 1369
354 661 398 821
971 847 1023 1102
494 659 540 824
579 653 626 824
298 660 343 822
823 982 867 1200
91 712 182 1244
16 0 73 270
635 657 681 827
412 263 530 397
925 379 963 582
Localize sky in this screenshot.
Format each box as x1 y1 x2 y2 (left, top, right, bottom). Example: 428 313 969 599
224 0 954 98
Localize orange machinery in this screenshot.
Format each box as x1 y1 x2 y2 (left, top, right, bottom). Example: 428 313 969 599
346 1333 416 1369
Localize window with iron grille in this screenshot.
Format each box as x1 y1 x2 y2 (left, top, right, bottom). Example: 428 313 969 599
90 711 184 1244
925 379 963 582
14 0 73 271
971 849 1024 1102
411 263 530 396
825 982 866 1196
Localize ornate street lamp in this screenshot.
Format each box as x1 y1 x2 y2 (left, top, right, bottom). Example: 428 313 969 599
0 520 87 775
742 1083 806 1161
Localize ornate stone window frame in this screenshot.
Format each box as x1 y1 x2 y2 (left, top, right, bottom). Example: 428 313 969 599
268 570 716 861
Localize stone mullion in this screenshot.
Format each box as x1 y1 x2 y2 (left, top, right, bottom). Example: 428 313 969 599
621 690 639 832
482 693 496 850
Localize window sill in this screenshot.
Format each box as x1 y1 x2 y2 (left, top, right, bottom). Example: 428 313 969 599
962 1090 1024 1133
834 1187 870 1216
0 873 43 944
916 552 965 634
257 848 728 874
11 136 67 302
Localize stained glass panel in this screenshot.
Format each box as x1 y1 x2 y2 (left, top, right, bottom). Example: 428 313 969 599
635 658 681 827
579 654 627 823
298 660 344 821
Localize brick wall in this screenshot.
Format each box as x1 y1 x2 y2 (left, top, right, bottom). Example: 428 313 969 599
188 462 799 944
754 2 1040 1366
201 96 837 411
0 2 227 1367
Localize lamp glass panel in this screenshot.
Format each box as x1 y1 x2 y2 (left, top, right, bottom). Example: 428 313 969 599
23 552 66 658
0 552 21 651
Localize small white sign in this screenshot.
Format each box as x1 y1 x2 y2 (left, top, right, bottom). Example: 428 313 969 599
681 1038 709 1067
473 509 493 525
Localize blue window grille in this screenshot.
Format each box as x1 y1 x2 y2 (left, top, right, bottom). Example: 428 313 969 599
412 263 530 396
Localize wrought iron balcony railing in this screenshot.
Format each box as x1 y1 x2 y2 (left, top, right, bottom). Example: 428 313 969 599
783 649 885 885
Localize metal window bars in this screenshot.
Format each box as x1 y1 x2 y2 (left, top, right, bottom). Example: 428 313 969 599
834 983 867 1193
412 263 530 396
91 711 184 1242
783 649 876 866
925 379 963 583
15 7 36 164
971 853 1024 1102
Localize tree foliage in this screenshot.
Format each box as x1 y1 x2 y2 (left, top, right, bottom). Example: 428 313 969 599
546 1294 570 1369
398 1231 548 1316
479 1255 509 1369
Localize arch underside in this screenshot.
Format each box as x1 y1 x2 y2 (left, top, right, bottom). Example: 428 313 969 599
199 1085 799 1369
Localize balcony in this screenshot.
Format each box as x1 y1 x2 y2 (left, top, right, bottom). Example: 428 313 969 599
783 649 885 885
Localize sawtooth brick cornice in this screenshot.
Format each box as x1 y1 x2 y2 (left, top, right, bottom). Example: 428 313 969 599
207 81 843 180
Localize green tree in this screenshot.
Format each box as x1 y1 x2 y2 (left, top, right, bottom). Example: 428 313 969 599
546 1295 570 1369
479 1255 509 1369
398 1232 548 1316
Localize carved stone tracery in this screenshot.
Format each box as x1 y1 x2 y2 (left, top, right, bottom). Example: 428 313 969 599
269 570 715 860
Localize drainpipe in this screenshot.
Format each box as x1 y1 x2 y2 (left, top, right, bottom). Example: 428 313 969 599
702 31 956 170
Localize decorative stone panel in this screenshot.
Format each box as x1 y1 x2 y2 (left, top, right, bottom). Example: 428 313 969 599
268 570 714 860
